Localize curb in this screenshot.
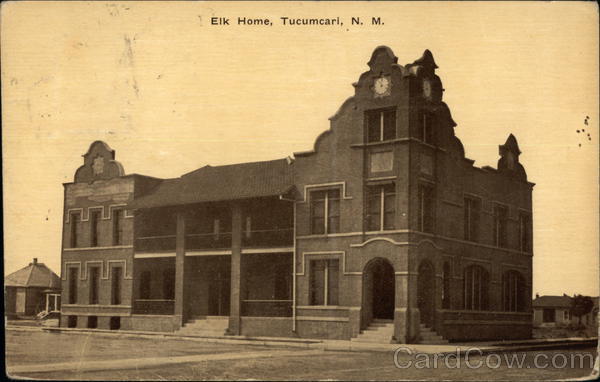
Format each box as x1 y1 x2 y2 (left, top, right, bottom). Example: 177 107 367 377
8 325 597 356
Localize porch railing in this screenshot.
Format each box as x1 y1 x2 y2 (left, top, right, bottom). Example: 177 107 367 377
186 232 233 250
242 228 293 248
241 300 293 317
133 299 175 315
136 228 293 252
136 235 176 252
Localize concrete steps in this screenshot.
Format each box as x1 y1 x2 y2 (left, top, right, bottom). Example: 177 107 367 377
352 319 394 344
177 316 229 337
419 323 449 344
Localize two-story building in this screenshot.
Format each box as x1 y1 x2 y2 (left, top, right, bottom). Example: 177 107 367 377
60 46 534 343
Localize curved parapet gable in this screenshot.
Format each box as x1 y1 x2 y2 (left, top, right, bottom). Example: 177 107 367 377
74 141 125 183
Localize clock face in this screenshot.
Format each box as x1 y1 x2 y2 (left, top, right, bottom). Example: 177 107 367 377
374 76 390 96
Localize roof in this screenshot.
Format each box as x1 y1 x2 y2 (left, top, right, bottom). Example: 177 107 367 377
5 260 61 289
130 158 295 209
533 295 572 308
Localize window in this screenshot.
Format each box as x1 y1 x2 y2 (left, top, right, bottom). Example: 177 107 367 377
68 267 78 304
502 270 526 312
442 262 451 309
463 265 490 310
418 184 435 233
464 197 481 242
87 316 98 329
420 112 435 144
543 308 555 323
139 271 151 299
113 209 124 245
90 210 101 247
366 109 396 143
89 266 100 304
310 189 340 234
493 205 508 248
564 310 569 321
213 219 220 241
111 267 122 305
245 216 252 239
366 183 396 231
70 212 81 248
310 259 339 305
519 212 532 252
162 269 175 300
110 316 121 330
67 316 77 328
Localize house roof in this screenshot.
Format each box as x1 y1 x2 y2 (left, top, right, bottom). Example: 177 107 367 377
129 158 295 209
5 259 61 289
532 295 572 308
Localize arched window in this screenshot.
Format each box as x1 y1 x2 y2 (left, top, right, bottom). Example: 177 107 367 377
442 262 451 309
463 265 489 311
502 270 527 312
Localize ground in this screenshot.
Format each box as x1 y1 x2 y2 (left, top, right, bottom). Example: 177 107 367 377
533 325 598 339
5 329 597 380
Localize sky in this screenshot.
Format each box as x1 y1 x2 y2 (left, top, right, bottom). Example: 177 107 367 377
2 1 598 296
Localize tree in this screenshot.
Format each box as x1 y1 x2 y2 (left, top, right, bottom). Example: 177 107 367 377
570 294 594 326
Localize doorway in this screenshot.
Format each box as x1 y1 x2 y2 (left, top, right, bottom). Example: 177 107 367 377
417 261 435 327
208 257 230 316
363 258 395 322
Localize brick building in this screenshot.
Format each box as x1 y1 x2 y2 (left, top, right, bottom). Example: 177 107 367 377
59 46 534 343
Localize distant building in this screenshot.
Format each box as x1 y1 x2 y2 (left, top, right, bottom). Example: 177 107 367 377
532 294 599 327
59 46 534 343
5 258 61 317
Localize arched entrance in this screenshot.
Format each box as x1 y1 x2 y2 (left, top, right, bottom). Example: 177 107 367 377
417 261 435 327
363 258 395 323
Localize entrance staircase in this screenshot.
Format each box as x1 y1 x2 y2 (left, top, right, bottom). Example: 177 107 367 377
352 319 394 343
418 323 448 344
177 316 229 337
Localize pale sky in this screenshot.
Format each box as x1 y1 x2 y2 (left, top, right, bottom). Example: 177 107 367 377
2 1 598 297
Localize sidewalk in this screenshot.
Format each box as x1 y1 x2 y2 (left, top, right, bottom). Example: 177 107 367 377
8 324 597 355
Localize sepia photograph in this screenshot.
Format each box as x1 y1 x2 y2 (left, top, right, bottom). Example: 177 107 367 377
2 1 599 380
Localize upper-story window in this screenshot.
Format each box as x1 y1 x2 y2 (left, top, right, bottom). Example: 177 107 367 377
493 205 508 248
366 183 396 231
519 212 532 252
310 189 340 235
90 210 101 247
418 183 435 233
366 108 396 143
464 197 481 242
70 212 81 248
113 209 124 246
420 112 435 144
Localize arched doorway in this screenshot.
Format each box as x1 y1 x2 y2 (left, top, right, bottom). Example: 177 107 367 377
417 261 435 327
363 258 395 322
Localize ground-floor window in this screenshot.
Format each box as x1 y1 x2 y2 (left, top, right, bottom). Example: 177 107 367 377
110 316 121 330
68 267 78 304
67 315 77 328
87 316 98 328
502 270 526 312
442 262 451 309
310 259 339 306
463 265 489 310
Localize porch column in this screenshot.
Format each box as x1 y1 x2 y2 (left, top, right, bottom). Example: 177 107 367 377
174 211 186 327
228 202 243 335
